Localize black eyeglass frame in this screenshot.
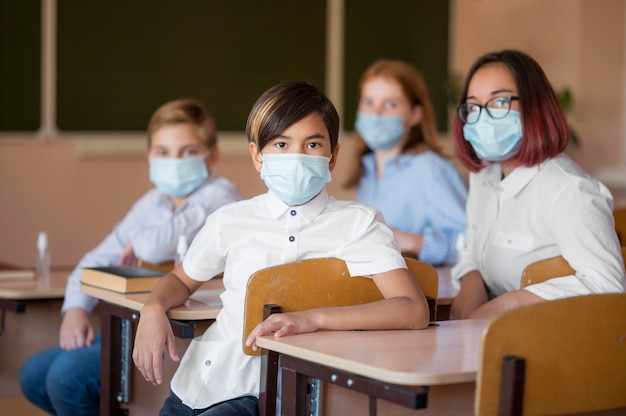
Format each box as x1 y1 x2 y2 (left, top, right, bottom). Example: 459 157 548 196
457 96 520 124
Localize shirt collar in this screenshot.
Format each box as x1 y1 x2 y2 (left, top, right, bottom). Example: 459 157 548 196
362 152 414 173
154 175 213 210
484 162 542 197
264 188 329 220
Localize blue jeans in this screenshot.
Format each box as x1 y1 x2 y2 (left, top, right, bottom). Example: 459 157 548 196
160 390 258 416
19 335 101 416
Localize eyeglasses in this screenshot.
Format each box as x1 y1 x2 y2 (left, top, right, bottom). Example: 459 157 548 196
457 96 519 124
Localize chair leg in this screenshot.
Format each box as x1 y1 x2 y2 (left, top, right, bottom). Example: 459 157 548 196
259 349 279 416
499 356 525 416
258 304 282 416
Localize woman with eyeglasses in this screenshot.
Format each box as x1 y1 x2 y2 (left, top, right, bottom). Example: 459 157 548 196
449 49 625 319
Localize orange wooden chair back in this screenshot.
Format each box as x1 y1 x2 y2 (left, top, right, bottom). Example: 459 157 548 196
476 293 626 415
242 257 438 356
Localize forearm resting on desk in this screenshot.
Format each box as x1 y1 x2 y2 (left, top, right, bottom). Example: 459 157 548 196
450 271 489 319
246 295 427 352
468 289 544 319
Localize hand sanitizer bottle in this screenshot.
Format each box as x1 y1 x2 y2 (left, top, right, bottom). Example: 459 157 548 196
36 231 51 284
175 235 189 266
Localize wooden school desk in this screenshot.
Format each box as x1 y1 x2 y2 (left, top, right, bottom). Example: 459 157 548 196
0 269 69 335
0 267 73 398
82 266 457 415
81 281 224 416
256 319 487 416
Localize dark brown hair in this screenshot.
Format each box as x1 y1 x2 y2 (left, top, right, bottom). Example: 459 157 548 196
246 81 339 153
453 50 569 172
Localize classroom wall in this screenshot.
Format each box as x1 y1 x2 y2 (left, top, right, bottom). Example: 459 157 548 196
1 0 625 268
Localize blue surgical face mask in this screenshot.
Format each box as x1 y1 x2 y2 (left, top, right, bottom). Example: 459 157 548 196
149 154 208 197
463 109 522 162
260 153 331 206
355 112 405 151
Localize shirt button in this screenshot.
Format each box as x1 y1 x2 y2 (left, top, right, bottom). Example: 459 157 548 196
289 236 295 242
290 210 297 216
204 360 212 367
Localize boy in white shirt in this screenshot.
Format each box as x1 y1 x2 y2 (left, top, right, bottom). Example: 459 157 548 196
133 81 430 415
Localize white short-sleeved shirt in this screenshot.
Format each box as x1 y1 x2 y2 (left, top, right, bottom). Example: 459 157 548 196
171 189 406 409
451 154 625 299
62 175 242 314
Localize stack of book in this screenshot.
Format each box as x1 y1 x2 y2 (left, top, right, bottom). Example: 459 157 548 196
0 262 36 281
81 266 165 294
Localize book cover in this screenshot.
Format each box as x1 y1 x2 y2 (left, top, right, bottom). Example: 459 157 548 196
81 266 165 294
0 262 36 281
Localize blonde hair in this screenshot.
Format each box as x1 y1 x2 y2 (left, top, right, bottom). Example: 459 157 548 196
147 98 217 148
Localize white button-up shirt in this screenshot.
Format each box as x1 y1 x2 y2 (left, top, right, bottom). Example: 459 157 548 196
172 189 405 409
63 175 242 314
452 154 625 299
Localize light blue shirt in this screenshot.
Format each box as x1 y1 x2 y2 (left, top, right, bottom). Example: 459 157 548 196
61 175 242 314
357 150 468 265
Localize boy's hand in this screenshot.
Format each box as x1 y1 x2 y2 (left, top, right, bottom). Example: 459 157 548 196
132 303 179 385
59 308 95 350
245 311 318 351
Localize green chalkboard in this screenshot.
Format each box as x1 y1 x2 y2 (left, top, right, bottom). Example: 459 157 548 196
56 1 327 131
0 0 41 131
1 1 449 134
343 0 449 132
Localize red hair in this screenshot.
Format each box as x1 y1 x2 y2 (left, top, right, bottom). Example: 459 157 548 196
344 60 442 188
453 50 569 173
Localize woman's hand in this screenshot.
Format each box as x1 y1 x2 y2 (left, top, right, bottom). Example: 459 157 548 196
450 271 489 319
59 308 95 350
392 228 424 258
132 303 179 385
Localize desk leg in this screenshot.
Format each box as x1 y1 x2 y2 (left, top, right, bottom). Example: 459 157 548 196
0 300 26 336
281 363 309 416
99 302 138 416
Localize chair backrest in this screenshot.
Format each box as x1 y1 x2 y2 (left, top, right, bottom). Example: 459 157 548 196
242 257 438 356
520 255 575 288
475 293 626 416
137 259 175 274
614 206 626 245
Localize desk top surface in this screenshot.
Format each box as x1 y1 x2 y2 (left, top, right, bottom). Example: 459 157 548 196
256 318 487 386
81 279 224 320
0 269 69 300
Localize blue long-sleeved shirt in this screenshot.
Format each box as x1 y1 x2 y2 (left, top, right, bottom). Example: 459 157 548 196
61 175 242 315
357 150 467 265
